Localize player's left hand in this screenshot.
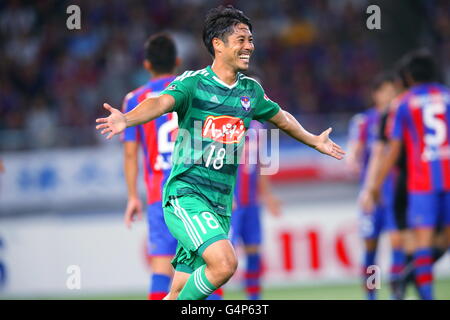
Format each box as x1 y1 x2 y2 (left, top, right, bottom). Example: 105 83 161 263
96 103 127 139
124 196 143 229
314 128 345 160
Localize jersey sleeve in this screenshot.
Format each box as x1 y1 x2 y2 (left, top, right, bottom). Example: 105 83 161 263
348 113 367 144
390 103 408 141
160 74 195 118
252 83 281 123
121 93 139 142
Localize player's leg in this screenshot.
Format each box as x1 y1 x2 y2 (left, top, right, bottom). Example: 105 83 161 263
384 203 407 298
164 196 236 300
408 193 438 300
362 238 378 300
385 179 408 299
176 239 237 300
147 202 177 300
147 257 173 300
360 208 381 300
241 205 263 300
163 269 190 300
442 192 450 253
208 203 248 301
444 192 450 253
403 192 450 288
390 177 419 297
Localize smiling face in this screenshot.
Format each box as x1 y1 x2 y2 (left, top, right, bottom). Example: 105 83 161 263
213 23 254 71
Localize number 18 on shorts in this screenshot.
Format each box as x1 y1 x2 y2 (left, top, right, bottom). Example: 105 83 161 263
164 195 231 256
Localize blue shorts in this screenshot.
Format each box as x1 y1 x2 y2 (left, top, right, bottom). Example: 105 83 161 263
230 205 262 246
359 201 396 239
408 192 450 229
147 201 177 256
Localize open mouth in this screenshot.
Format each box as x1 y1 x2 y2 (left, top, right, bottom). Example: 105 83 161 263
238 53 251 62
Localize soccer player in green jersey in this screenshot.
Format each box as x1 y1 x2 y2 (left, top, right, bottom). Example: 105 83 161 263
96 5 345 300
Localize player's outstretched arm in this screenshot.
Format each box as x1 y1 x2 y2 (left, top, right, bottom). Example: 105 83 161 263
268 109 345 160
95 94 175 139
359 140 385 213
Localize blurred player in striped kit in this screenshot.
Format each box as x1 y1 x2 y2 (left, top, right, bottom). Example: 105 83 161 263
347 73 398 300
121 33 179 300
231 119 281 300
121 33 223 300
367 50 450 299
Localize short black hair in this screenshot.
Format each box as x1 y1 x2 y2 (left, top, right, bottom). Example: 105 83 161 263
144 33 177 74
202 5 252 57
395 49 438 84
371 71 395 91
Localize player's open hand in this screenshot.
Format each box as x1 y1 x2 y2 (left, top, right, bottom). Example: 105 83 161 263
124 196 143 229
96 103 127 139
314 128 346 160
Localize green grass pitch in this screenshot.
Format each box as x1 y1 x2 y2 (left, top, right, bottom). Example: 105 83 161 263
25 277 449 300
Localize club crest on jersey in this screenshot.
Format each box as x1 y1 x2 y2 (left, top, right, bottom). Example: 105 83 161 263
202 115 246 144
240 96 251 111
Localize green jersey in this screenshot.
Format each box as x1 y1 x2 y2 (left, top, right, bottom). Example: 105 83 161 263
160 65 280 216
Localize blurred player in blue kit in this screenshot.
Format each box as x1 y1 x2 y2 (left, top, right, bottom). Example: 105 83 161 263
231 119 281 300
365 51 450 300
122 33 179 300
347 73 399 300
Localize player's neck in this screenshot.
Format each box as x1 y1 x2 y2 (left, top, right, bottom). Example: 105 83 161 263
211 60 238 86
151 72 174 80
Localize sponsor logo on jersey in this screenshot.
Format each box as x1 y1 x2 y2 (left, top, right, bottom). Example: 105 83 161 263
240 96 251 111
167 84 177 90
202 115 246 144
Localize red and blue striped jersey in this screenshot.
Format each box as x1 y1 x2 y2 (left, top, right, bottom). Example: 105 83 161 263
390 83 450 192
234 121 263 207
122 75 177 204
348 108 381 184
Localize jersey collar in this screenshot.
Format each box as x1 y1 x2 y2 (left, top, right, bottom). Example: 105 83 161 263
206 65 240 90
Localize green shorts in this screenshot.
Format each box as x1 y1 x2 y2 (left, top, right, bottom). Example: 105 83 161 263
163 194 231 273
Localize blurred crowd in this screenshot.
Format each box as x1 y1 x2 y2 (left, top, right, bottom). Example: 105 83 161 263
1 0 449 150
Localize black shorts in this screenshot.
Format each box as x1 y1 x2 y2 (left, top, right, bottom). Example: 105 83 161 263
393 170 408 230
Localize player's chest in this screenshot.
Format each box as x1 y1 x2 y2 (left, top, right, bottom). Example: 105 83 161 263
191 89 256 145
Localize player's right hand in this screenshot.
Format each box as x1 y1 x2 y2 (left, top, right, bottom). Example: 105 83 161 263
96 103 127 139
358 188 376 214
124 196 143 229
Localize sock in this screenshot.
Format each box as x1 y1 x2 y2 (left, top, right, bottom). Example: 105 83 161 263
362 250 376 300
206 288 224 300
390 248 406 299
414 247 434 300
177 264 217 300
148 273 171 300
391 248 406 280
245 253 262 300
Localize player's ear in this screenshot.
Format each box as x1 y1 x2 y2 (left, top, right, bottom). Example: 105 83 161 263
212 38 223 55
143 60 152 72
